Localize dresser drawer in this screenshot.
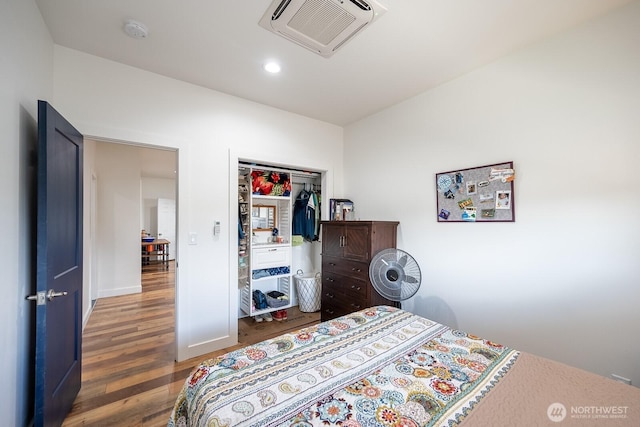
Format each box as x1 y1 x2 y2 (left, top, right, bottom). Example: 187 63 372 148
320 304 350 321
322 257 368 282
320 301 360 322
321 284 366 321
321 274 368 300
252 246 291 270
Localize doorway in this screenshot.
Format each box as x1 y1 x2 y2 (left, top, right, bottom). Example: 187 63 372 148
85 137 177 334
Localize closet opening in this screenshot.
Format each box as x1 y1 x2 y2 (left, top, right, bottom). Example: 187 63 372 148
237 160 324 329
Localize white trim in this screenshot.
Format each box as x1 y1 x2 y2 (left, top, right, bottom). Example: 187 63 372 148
239 160 322 178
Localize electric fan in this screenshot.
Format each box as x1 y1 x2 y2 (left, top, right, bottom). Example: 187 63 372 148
369 248 422 302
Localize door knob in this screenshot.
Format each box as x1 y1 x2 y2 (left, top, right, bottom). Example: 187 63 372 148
47 289 68 301
26 289 68 305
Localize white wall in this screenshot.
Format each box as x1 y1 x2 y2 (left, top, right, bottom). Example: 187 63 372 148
52 46 344 361
94 142 144 297
0 1 53 425
344 2 640 385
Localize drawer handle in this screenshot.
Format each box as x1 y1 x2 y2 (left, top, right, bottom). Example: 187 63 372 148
325 293 334 299
325 277 335 283
268 249 277 252
350 304 361 309
329 263 336 267
325 309 335 314
351 268 362 272
350 285 361 291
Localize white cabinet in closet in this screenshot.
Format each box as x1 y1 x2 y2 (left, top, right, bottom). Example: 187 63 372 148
239 169 293 317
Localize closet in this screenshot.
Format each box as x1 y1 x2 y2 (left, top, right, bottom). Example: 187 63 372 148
238 162 322 319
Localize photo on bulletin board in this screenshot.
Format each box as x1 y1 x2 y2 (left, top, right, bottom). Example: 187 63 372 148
436 161 515 222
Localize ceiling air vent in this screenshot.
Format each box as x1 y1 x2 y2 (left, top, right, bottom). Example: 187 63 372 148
259 0 387 58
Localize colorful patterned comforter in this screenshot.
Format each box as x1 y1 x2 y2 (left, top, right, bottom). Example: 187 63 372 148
169 306 519 426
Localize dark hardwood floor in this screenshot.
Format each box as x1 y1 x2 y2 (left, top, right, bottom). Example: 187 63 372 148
63 262 320 426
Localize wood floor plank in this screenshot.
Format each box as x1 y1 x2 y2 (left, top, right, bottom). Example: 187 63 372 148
63 261 320 426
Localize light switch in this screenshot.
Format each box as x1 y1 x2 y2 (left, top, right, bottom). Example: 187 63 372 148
188 232 197 245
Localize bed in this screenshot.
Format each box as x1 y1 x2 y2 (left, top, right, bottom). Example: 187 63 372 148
169 306 639 426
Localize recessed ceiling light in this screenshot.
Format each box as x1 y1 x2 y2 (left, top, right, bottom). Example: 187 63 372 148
123 20 148 39
263 61 281 74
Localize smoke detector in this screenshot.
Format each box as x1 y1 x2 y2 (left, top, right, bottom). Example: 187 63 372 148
259 0 387 58
123 20 149 39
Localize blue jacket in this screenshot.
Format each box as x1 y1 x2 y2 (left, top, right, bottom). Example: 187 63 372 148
293 190 315 241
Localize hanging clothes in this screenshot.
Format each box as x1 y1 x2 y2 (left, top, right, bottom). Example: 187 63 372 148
293 189 315 241
238 218 245 242
312 190 320 240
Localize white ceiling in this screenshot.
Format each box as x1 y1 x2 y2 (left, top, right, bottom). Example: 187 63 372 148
36 0 630 126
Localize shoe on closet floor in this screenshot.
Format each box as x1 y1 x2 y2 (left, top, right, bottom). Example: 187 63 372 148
263 312 273 322
273 310 288 321
254 314 263 323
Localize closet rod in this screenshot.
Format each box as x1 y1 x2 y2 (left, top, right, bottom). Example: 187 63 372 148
239 161 321 178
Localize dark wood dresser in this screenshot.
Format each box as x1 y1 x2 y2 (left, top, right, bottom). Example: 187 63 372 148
320 220 399 321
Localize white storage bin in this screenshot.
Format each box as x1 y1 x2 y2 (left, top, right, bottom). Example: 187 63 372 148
294 270 321 312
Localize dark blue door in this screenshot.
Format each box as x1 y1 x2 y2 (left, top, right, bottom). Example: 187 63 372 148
33 100 83 426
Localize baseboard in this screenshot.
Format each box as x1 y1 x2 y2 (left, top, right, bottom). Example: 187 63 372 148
97 285 142 299
82 303 94 331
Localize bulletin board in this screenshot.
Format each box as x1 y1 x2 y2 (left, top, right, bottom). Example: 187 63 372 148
436 161 515 222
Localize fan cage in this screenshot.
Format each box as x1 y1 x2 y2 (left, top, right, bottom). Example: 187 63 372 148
369 248 421 302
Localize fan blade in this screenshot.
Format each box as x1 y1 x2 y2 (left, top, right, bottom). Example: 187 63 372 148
387 282 401 291
404 275 419 284
398 254 407 267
